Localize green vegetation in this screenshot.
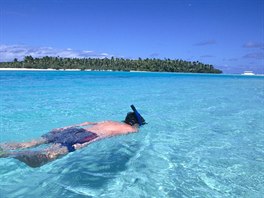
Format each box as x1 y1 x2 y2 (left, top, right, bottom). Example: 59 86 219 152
0 56 222 73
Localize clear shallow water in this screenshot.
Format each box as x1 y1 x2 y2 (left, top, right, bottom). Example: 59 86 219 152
0 71 263 198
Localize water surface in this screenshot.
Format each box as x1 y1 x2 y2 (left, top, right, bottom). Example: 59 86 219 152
0 71 263 197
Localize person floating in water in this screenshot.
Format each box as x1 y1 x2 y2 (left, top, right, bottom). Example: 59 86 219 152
0 105 146 168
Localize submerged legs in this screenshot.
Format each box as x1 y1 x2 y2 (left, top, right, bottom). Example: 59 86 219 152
1 143 69 168
0 137 47 150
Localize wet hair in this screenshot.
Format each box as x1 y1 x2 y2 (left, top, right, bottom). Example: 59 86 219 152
124 112 146 126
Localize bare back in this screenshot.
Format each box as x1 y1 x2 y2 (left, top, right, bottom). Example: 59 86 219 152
87 121 138 138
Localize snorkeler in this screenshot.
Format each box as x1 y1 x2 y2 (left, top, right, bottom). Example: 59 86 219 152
0 105 146 168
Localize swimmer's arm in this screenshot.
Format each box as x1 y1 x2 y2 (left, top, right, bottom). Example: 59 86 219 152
78 122 97 126
60 122 97 129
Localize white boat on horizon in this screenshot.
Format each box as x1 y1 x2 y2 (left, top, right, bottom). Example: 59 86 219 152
242 71 255 75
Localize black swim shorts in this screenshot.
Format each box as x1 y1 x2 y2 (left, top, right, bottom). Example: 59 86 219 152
41 127 98 152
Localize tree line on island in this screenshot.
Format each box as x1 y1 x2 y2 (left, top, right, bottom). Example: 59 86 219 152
0 56 222 73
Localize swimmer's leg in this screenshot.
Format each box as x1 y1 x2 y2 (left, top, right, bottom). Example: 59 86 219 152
0 137 48 150
2 144 69 168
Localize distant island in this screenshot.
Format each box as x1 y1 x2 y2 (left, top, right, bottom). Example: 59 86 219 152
0 56 222 73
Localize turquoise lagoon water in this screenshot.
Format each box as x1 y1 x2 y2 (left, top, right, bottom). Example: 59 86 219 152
0 71 263 198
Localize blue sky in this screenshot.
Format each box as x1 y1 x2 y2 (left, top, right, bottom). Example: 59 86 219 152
0 0 263 73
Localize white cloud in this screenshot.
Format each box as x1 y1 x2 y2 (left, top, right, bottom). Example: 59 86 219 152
100 53 109 56
0 44 114 62
243 52 264 60
243 42 264 49
83 50 93 53
200 54 214 58
194 39 216 46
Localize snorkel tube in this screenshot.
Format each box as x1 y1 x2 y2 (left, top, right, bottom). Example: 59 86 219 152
131 105 143 126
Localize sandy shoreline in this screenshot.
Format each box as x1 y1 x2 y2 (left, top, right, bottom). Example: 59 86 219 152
0 68 146 72
0 68 85 71
1 68 263 76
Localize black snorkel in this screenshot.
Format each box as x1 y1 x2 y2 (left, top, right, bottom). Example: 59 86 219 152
131 105 144 126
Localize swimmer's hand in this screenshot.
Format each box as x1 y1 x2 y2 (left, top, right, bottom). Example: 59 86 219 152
73 143 82 150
